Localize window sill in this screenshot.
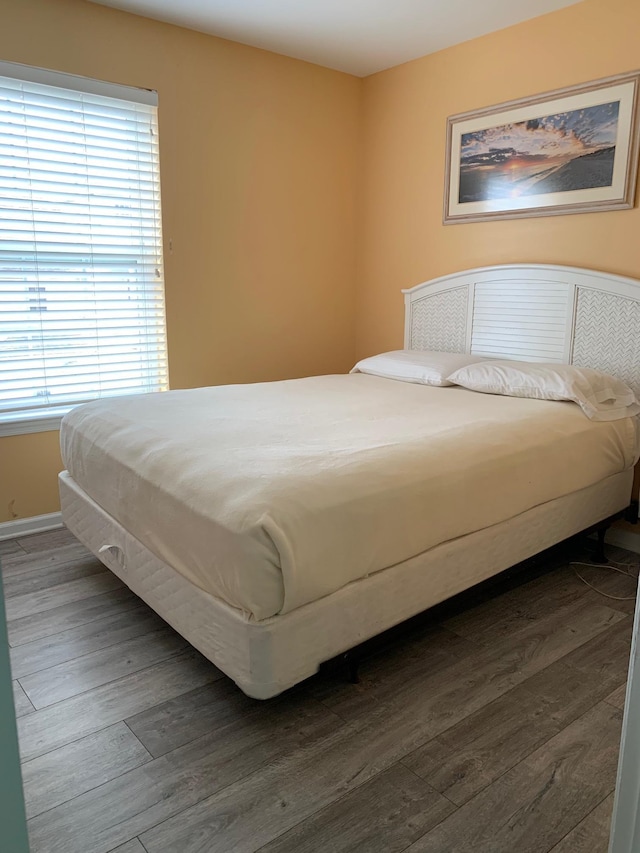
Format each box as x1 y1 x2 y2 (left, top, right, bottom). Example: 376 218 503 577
0 407 74 437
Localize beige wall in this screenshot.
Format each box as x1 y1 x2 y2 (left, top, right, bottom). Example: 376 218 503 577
0 0 361 522
357 0 640 358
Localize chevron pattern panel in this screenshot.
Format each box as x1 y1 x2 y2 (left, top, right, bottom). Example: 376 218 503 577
573 287 640 398
410 286 468 352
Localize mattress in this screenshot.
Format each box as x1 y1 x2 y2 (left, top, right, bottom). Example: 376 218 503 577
60 374 639 620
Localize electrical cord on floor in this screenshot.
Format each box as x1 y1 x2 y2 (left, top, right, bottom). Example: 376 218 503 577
570 559 640 601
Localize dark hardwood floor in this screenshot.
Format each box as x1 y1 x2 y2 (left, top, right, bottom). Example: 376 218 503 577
1 528 637 853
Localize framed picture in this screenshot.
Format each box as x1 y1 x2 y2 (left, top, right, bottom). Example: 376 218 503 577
444 70 640 224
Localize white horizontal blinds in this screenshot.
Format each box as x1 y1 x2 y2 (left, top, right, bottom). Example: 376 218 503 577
0 66 167 418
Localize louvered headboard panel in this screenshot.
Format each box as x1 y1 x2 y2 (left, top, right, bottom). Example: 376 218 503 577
470 278 573 363
403 264 640 397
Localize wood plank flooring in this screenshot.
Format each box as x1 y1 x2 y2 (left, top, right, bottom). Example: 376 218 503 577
2 527 636 853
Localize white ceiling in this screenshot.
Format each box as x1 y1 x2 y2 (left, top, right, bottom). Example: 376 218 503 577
89 0 583 77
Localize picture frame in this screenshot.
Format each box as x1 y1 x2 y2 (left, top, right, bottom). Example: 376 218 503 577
444 70 640 224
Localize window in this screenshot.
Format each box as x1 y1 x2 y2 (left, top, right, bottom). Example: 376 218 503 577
0 61 168 436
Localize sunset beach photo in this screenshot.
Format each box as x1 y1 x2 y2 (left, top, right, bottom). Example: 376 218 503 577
458 100 620 203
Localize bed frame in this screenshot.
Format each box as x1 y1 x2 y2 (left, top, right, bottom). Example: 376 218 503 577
60 263 640 699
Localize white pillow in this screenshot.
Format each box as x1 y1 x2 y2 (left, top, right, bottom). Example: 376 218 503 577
448 359 640 421
350 350 486 387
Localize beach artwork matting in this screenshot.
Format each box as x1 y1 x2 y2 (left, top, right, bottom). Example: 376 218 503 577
444 71 640 223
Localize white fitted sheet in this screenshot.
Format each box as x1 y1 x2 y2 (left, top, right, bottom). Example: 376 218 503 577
60 375 639 620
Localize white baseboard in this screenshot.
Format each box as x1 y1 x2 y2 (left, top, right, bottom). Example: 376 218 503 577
606 528 640 555
0 512 63 541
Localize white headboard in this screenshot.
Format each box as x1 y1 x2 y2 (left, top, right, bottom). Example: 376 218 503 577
403 264 640 398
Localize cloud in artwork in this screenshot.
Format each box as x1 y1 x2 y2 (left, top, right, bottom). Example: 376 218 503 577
460 101 619 167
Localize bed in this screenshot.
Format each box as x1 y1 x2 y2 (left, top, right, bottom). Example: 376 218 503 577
59 263 640 698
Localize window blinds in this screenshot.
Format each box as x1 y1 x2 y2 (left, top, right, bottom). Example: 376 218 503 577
0 63 168 427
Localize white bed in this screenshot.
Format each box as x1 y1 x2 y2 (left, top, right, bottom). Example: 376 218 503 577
59 263 640 698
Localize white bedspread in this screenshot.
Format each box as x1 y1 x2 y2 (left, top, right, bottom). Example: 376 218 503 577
60 375 639 620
